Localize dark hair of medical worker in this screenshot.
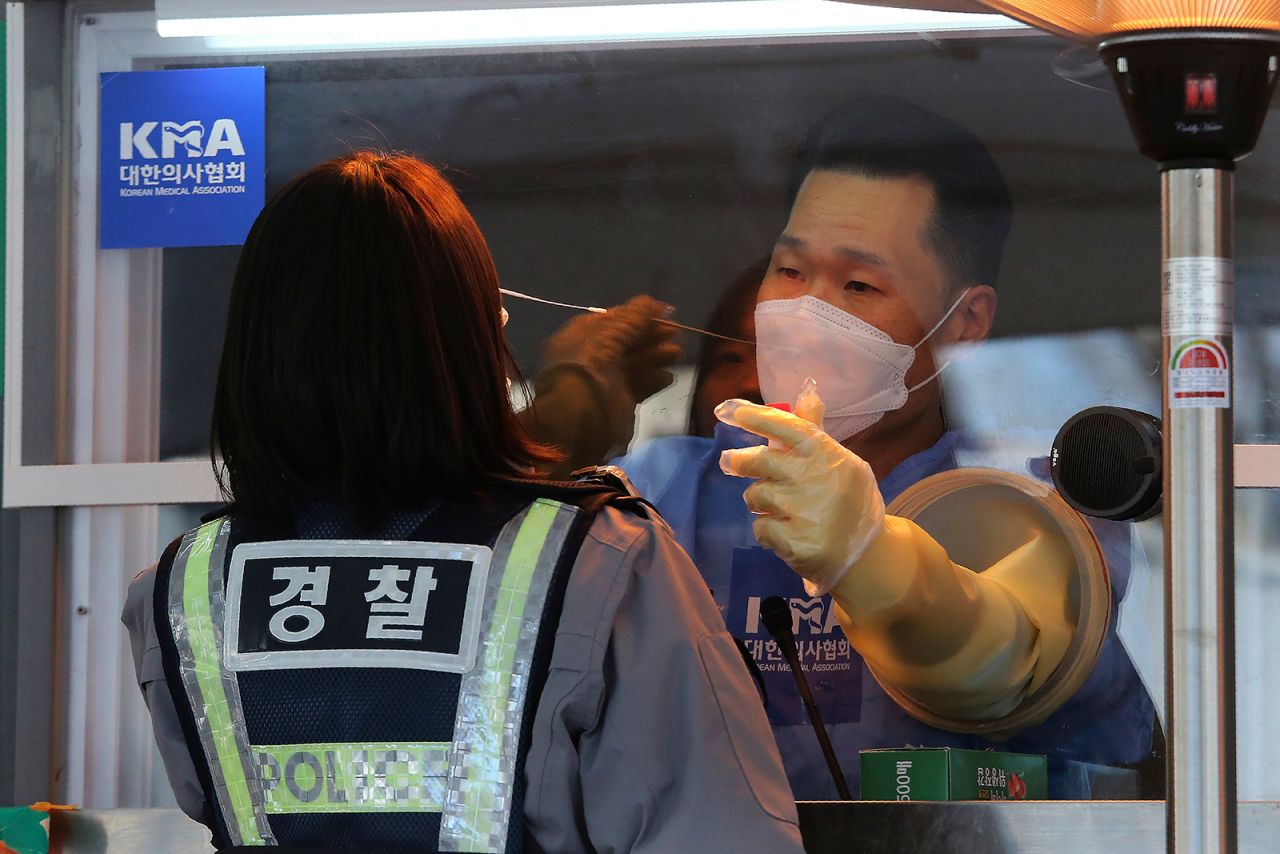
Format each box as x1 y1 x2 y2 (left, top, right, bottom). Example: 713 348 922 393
792 95 1013 288
211 152 558 528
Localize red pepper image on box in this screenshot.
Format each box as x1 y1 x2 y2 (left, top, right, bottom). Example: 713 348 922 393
1007 773 1028 800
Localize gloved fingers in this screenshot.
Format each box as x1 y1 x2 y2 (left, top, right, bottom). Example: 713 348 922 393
629 333 682 368
742 481 795 518
538 312 624 367
751 517 826 579
624 339 682 400
549 297 658 346
539 295 675 371
631 310 680 345
655 338 684 364
615 294 673 318
631 369 676 401
719 445 766 479
540 312 592 349
628 338 683 371
607 295 675 346
751 515 795 563
714 399 821 449
621 304 680 373
719 444 807 482
629 349 682 384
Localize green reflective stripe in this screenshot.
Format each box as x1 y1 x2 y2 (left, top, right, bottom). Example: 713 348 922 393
182 519 264 845
251 742 452 814
492 501 559 674
441 499 575 852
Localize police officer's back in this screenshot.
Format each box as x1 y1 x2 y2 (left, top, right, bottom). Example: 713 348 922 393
121 153 802 853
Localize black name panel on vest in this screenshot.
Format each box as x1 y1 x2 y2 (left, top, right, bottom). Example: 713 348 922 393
224 540 491 673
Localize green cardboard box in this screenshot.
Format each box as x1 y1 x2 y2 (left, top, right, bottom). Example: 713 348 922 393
860 748 1048 801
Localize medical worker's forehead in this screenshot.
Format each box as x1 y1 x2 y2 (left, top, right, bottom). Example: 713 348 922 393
780 169 949 302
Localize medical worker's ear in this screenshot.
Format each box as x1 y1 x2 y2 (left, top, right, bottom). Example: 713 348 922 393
951 285 996 345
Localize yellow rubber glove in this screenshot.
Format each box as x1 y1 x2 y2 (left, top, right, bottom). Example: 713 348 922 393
716 382 884 597
717 384 1078 727
833 513 1072 723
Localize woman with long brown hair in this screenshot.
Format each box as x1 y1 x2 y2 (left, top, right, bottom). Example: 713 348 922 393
123 152 801 853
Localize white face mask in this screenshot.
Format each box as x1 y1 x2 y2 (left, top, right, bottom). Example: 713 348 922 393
754 289 969 442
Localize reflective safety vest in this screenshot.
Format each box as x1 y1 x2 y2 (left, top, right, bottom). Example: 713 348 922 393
154 480 637 852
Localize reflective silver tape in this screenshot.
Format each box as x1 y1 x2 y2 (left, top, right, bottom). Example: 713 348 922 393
438 500 579 853
168 519 276 845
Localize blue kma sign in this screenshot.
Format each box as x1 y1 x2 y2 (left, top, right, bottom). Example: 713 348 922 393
99 66 265 248
726 547 862 727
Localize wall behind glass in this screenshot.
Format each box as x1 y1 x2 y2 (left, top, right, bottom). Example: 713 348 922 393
155 35 1280 459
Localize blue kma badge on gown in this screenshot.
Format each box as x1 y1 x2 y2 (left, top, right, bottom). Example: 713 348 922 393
726 547 862 726
99 66 265 248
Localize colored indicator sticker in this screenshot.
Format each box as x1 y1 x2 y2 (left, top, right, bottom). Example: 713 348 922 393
1169 337 1230 409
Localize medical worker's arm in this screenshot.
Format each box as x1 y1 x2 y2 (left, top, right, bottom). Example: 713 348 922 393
718 397 1076 724
121 566 212 824
523 506 803 854
518 296 681 476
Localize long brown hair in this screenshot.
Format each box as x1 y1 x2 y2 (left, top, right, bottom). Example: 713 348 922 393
212 152 556 526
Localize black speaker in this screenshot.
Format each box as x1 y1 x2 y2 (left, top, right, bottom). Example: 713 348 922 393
1051 406 1163 521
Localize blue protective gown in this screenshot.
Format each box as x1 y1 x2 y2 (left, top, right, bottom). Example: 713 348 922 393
615 424 1156 800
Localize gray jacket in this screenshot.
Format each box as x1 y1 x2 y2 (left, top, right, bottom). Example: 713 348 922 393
123 505 804 853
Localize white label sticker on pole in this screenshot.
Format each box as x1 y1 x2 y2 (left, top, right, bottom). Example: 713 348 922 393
1162 257 1233 337
1169 337 1230 409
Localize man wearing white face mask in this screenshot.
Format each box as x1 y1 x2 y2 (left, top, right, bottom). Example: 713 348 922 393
614 96 1155 801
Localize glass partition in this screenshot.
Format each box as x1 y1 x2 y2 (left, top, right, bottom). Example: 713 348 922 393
17 4 1280 809
148 35 1166 459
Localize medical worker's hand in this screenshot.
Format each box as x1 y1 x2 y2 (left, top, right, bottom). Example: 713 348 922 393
537 295 682 405
716 383 885 596
524 296 682 475
716 384 1080 728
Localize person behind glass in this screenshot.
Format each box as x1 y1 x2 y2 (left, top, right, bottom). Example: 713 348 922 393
688 259 768 439
120 152 803 853
616 98 1156 799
